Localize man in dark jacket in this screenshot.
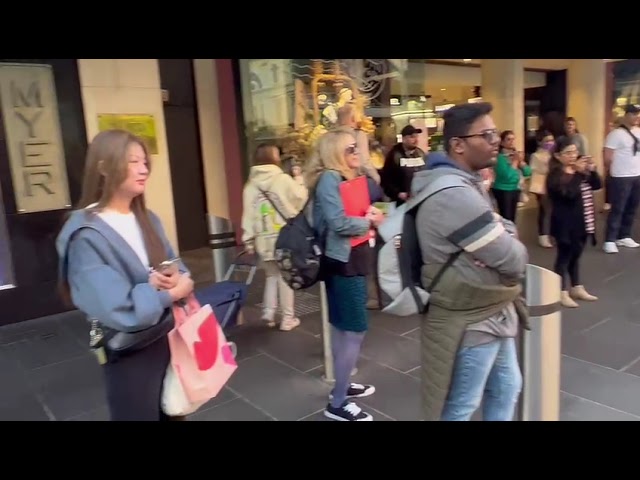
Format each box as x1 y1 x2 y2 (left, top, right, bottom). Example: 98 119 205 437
380 125 426 205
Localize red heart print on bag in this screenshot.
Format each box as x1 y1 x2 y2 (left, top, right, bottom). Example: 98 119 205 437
192 314 219 371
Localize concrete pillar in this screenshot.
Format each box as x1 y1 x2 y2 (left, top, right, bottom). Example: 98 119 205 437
77 59 178 250
567 59 606 172
481 60 525 151
193 59 230 220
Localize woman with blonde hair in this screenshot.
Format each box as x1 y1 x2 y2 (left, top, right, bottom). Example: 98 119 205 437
56 129 194 421
306 130 385 421
241 143 308 331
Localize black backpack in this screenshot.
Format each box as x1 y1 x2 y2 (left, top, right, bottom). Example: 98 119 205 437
258 189 322 290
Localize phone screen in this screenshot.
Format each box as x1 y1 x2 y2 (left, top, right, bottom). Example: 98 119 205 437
158 258 180 275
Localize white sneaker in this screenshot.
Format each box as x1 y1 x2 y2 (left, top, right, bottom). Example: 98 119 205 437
261 313 276 328
603 242 619 254
616 238 640 248
279 317 300 331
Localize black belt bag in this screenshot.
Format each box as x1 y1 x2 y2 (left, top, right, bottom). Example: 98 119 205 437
90 308 175 360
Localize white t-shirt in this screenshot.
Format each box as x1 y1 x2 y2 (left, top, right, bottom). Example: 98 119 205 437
604 126 640 177
86 204 150 269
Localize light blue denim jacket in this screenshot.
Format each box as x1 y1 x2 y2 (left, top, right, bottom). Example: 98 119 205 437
311 170 370 263
56 208 189 332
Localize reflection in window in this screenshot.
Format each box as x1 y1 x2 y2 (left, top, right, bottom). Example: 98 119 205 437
238 59 435 169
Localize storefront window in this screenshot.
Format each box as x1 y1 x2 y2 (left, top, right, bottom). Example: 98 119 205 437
0 185 15 288
612 60 640 123
238 59 444 169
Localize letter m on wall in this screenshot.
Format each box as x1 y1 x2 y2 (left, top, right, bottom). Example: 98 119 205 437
11 81 43 108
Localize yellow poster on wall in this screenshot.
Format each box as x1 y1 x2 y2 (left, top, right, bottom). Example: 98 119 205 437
97 114 159 154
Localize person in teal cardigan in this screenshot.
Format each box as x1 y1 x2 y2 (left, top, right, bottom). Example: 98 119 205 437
491 130 531 221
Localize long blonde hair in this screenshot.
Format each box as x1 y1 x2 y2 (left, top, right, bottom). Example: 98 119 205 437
304 130 357 189
60 129 166 303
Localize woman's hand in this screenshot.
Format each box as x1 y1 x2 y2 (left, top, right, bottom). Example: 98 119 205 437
168 274 194 302
574 157 587 173
149 271 178 290
366 206 385 228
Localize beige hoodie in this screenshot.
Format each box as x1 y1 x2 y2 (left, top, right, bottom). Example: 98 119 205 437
241 164 308 261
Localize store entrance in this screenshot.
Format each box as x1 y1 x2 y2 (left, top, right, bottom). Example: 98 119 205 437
158 59 209 253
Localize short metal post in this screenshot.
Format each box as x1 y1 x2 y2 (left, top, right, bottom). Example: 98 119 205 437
320 281 335 384
207 214 237 283
520 264 562 421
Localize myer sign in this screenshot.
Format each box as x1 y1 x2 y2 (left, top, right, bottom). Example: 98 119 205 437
0 63 70 213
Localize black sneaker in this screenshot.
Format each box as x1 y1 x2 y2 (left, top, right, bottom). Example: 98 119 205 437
324 401 373 421
329 383 375 400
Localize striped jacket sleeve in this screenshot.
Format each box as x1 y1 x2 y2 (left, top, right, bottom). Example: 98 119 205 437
431 186 528 279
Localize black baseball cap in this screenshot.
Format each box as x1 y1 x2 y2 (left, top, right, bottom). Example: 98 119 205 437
401 125 422 136
624 104 640 114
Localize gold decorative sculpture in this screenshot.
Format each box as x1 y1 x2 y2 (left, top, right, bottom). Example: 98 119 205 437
287 60 378 163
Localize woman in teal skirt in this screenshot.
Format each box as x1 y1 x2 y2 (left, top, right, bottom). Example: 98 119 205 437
305 130 385 421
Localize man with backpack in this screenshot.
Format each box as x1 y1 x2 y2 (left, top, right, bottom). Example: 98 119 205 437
412 102 529 421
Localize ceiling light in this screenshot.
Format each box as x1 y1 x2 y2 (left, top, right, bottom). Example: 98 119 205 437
463 59 472 63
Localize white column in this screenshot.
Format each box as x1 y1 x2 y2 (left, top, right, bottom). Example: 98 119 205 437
567 59 606 172
481 60 525 151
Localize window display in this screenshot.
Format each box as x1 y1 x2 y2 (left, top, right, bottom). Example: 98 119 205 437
611 60 640 122
238 59 427 170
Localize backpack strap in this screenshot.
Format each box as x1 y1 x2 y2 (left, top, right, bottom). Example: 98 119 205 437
404 174 468 315
419 250 462 314
618 124 640 156
257 187 290 221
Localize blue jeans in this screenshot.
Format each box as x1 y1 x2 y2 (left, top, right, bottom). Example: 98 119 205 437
441 337 522 421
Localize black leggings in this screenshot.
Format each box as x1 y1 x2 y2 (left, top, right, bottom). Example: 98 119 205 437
554 238 586 290
533 193 550 236
102 335 183 421
491 189 520 222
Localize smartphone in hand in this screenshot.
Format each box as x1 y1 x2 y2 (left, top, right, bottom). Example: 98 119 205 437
157 258 180 276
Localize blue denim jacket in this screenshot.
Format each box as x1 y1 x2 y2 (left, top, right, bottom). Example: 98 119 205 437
312 170 370 263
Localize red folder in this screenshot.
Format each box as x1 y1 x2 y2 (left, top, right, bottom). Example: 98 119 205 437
339 175 372 247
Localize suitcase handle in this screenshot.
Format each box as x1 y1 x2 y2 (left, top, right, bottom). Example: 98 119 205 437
233 250 258 267
223 250 257 284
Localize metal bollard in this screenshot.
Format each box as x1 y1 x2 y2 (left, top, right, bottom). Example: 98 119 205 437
519 264 562 421
207 214 237 283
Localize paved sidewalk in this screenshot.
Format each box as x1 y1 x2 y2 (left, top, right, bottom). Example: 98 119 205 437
1 208 640 421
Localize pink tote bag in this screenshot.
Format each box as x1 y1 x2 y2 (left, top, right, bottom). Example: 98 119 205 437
167 295 238 404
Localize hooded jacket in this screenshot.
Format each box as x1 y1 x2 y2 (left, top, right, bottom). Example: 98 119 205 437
56 208 187 333
414 152 529 420
241 164 308 261
417 152 528 295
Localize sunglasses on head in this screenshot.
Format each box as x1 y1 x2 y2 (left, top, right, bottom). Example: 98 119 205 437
345 144 358 155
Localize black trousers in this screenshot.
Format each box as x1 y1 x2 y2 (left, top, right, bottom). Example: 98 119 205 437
533 193 550 236
554 237 586 290
605 175 640 242
102 335 181 421
491 189 520 222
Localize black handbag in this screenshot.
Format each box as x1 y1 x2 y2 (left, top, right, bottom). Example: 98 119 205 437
90 308 175 360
